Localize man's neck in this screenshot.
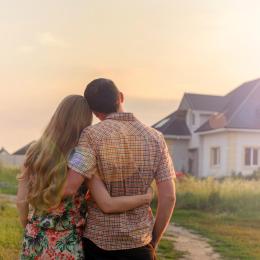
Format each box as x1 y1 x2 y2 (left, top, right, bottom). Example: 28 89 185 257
118 106 124 113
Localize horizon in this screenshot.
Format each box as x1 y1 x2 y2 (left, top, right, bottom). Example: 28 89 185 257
2 0 260 151
2 76 258 153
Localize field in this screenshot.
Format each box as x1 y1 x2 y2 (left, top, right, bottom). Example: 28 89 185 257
1 166 260 259
0 167 19 195
172 176 260 259
0 201 23 260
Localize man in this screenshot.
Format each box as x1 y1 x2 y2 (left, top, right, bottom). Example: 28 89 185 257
64 78 176 260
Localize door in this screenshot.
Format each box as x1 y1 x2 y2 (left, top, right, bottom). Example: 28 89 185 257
188 149 199 177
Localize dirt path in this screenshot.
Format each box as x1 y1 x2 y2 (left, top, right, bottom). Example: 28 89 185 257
164 224 222 260
0 193 16 203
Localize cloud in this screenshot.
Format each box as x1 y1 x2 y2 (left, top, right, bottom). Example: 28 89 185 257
18 32 66 54
37 32 66 47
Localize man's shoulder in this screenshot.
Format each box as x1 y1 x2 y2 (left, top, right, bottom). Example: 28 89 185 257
80 121 111 139
138 122 164 140
82 122 104 133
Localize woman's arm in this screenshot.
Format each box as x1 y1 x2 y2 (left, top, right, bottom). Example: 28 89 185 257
88 175 153 214
16 167 29 228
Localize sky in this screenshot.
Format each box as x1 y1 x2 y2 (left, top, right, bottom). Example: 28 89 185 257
1 0 260 152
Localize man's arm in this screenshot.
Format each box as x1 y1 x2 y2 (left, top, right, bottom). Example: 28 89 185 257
152 133 176 248
63 128 97 197
152 179 176 248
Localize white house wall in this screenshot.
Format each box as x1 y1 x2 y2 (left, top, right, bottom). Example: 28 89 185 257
234 132 260 175
187 110 215 149
165 138 189 173
200 131 260 177
200 132 228 178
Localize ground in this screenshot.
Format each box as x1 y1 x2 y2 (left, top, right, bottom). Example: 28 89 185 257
1 169 260 259
165 224 221 260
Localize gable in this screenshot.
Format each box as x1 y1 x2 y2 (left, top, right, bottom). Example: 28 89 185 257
197 78 260 132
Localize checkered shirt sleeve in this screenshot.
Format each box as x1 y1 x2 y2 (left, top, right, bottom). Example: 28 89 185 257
155 134 176 183
68 129 96 178
68 147 96 178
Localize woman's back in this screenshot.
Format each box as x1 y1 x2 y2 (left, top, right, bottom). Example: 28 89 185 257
21 184 87 260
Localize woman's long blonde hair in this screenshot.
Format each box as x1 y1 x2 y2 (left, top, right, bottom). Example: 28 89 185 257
23 95 92 213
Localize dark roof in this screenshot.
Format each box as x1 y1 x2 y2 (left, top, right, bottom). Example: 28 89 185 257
153 110 191 136
13 141 35 155
179 93 225 112
196 78 260 132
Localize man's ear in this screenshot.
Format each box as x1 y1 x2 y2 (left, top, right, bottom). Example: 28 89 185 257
119 92 124 103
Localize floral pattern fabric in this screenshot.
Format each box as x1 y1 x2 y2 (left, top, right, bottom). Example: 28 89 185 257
20 185 87 260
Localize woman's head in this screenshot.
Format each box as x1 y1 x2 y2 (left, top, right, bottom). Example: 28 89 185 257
43 95 92 154
24 95 92 213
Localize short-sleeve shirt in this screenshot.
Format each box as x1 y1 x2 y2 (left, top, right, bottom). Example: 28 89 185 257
68 112 175 250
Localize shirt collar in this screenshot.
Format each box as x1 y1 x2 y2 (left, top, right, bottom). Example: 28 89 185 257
105 112 136 121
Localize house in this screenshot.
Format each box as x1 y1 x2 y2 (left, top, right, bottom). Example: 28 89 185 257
13 142 34 157
0 142 34 167
0 147 10 166
0 147 9 156
153 78 260 178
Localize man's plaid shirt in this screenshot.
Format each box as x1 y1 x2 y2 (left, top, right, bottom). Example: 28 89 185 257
68 113 175 250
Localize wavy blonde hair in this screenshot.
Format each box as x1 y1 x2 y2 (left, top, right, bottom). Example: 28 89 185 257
23 95 92 213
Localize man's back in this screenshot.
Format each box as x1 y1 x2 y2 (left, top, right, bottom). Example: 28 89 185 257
75 113 174 250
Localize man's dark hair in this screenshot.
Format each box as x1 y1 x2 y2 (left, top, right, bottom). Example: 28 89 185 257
84 78 120 114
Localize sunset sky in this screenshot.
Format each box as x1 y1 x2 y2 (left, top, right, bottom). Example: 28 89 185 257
1 0 260 152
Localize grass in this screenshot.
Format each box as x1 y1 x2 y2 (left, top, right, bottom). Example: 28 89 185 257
0 201 23 260
171 176 260 260
2 166 260 259
173 210 260 260
0 167 19 195
175 176 260 214
157 238 186 260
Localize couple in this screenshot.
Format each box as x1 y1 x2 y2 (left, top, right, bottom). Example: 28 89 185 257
16 78 176 260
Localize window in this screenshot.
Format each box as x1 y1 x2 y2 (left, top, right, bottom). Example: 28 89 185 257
245 147 259 166
245 148 251 166
190 113 196 126
211 147 220 166
253 149 258 165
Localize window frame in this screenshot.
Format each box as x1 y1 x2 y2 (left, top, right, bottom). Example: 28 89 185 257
210 146 221 167
190 112 196 126
244 147 259 166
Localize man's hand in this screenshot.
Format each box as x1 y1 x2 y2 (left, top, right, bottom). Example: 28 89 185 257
152 179 176 248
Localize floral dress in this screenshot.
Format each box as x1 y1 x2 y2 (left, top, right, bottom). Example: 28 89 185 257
20 185 88 260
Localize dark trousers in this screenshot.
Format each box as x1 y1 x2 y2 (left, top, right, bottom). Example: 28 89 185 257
83 237 157 260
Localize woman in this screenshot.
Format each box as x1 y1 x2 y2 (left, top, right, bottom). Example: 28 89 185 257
16 95 152 260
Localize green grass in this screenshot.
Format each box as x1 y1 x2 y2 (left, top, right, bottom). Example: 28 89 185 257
172 209 260 259
176 176 260 214
0 201 23 260
171 177 260 259
2 169 260 259
157 238 186 260
0 167 19 195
